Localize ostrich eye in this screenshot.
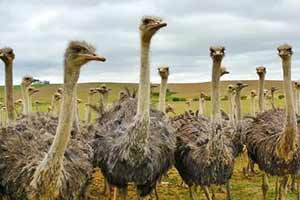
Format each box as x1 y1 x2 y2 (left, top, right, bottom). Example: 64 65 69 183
143 18 150 24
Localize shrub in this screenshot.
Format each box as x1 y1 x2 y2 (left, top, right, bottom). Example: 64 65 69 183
241 95 247 100
172 97 186 102
278 94 285 99
221 96 228 101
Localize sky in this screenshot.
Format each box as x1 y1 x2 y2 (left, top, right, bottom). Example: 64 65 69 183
0 0 300 84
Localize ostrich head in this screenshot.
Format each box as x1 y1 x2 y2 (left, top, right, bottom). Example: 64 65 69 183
158 66 169 79
210 46 225 62
250 90 257 97
27 86 39 96
53 93 62 101
235 82 248 93
227 84 235 94
14 99 23 105
200 92 207 99
0 47 15 65
256 66 266 77
96 84 111 95
64 41 105 69
89 88 97 95
220 66 229 77
57 88 63 94
77 98 83 104
263 89 269 97
21 75 39 88
294 82 300 90
139 16 167 42
277 44 293 59
271 86 278 93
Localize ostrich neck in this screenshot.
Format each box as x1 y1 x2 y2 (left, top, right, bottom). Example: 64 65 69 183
21 84 29 115
251 96 256 116
282 57 297 129
28 95 33 114
199 98 204 115
235 91 242 122
46 64 79 165
158 77 168 113
4 62 14 123
258 74 265 112
137 41 150 124
211 59 222 127
85 94 92 123
103 93 108 109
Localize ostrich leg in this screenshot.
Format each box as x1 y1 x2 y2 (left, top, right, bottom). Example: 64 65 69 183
278 176 288 200
275 177 279 200
226 181 232 200
262 173 269 200
188 185 197 200
291 175 297 192
201 186 212 200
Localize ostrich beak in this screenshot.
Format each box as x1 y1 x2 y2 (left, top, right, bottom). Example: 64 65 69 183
83 53 106 62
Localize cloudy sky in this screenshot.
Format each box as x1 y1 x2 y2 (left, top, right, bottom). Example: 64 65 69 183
0 0 300 84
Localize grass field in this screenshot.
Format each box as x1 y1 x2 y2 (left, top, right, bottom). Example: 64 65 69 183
1 80 296 199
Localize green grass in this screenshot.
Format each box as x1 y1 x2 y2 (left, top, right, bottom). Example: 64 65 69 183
1 80 295 199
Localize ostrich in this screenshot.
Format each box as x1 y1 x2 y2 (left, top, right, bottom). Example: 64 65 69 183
27 86 40 114
250 90 257 117
85 88 97 123
185 99 193 111
34 100 42 112
0 47 15 125
93 16 176 199
96 84 111 112
234 82 248 127
166 104 176 115
245 44 300 200
173 46 240 200
49 92 62 117
227 84 236 126
0 40 106 199
158 65 169 113
198 92 207 115
21 75 39 115
14 99 23 117
256 66 266 112
270 87 278 109
263 89 269 110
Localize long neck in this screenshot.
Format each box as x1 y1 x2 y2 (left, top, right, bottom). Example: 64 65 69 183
282 57 297 129
5 62 14 124
294 89 299 115
258 74 265 112
28 94 33 114
85 94 92 123
235 91 242 123
137 41 151 121
103 92 108 110
50 96 57 116
199 97 204 115
158 77 168 113
46 64 79 165
277 56 298 160
21 84 29 115
211 59 222 128
251 96 256 116
228 92 235 125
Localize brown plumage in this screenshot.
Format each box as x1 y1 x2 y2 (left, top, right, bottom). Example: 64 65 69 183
0 40 105 200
